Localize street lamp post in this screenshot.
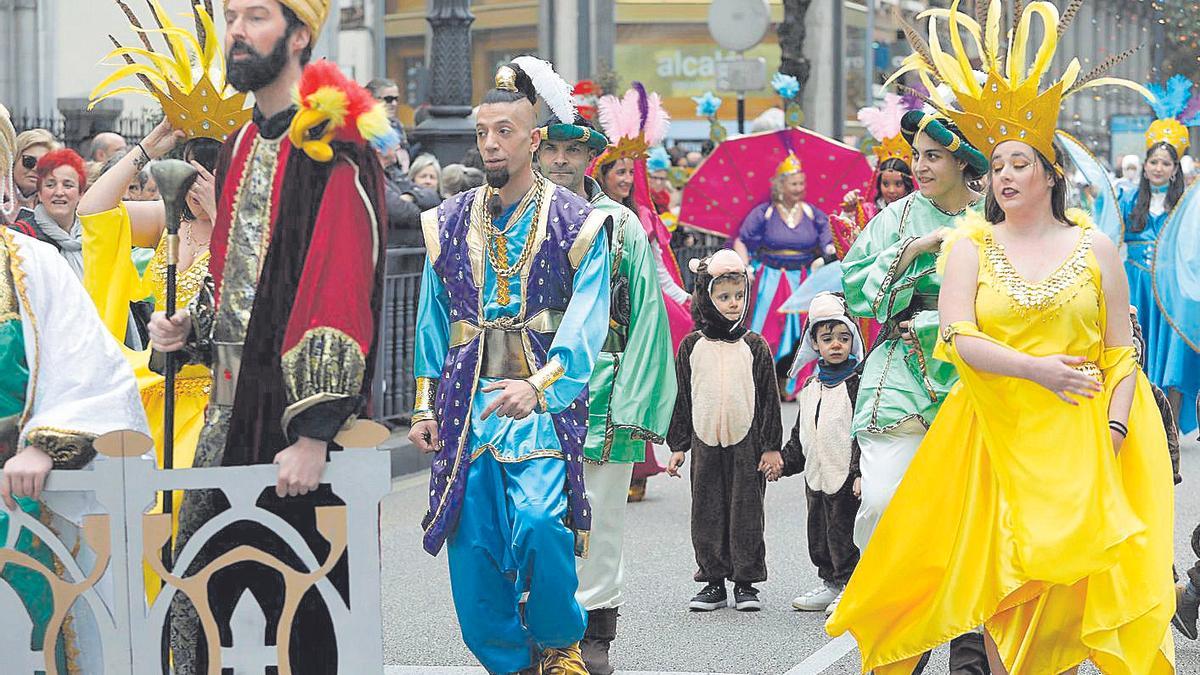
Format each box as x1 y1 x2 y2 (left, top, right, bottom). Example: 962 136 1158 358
409 0 477 165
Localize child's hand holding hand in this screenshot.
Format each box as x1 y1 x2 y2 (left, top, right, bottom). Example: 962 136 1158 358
853 477 862 498
758 451 784 482
667 451 686 477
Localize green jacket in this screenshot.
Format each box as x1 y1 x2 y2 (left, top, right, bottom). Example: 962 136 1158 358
841 191 982 435
582 179 677 463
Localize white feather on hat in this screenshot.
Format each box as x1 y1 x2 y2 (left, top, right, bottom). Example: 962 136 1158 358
512 55 577 124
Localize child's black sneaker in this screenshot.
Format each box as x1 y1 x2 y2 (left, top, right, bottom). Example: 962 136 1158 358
688 582 728 611
733 584 761 612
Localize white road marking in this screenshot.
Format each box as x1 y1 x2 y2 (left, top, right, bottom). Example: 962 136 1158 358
782 633 858 675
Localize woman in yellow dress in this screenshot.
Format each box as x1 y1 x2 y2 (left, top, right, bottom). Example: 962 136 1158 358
76 120 217 598
827 2 1176 673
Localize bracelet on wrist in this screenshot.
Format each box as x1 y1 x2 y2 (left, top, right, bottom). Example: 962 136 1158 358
1108 420 1128 438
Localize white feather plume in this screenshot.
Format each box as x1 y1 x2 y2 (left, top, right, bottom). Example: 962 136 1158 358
512 55 577 124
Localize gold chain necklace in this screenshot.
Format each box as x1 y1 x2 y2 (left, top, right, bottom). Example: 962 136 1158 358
483 177 545 305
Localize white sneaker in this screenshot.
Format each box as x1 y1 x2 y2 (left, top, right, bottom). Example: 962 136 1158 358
824 588 845 616
792 583 839 611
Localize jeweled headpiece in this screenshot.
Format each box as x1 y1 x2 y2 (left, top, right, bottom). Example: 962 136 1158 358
1144 75 1200 156
595 82 671 166
775 151 803 177
888 0 1151 163
90 1 250 141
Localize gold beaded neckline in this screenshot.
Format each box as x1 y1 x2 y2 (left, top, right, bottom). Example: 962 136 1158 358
983 227 1093 315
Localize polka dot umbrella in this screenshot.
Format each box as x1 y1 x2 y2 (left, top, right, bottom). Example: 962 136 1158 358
679 127 873 239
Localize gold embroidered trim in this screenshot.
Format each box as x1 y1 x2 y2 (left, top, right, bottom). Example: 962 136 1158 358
411 410 437 424
147 235 211 309
142 375 212 400
281 327 367 406
569 209 611 269
871 199 915 315
414 377 438 416
218 134 280 345
982 228 1093 315
23 427 98 469
469 443 564 463
3 228 40 429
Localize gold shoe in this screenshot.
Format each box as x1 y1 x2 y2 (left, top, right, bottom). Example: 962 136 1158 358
540 642 588 675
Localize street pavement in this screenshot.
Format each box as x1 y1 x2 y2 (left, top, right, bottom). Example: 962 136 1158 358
381 403 1200 674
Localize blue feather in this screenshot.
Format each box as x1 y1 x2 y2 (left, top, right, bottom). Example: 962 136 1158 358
1148 75 1194 121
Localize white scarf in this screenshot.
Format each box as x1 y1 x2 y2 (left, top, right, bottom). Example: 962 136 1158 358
31 204 84 279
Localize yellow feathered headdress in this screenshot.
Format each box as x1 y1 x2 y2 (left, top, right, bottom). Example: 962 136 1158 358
886 0 1152 164
90 1 251 142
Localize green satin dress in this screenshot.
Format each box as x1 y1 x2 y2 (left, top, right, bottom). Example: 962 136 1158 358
583 183 677 464
840 192 982 436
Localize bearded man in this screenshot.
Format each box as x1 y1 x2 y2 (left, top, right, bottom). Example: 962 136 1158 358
148 1 387 672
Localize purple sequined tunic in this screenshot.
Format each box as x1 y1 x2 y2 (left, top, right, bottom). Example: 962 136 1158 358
421 186 595 556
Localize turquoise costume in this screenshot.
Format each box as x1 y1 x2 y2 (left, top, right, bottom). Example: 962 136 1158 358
582 177 676 464
841 192 981 436
1117 185 1199 433
415 175 611 674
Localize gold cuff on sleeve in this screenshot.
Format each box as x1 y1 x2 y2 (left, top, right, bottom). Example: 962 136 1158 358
526 359 564 413
413 377 439 421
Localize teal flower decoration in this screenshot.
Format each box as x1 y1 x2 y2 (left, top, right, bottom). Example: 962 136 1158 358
772 72 800 100
693 92 722 118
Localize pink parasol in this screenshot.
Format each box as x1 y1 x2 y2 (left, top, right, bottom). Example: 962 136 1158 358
679 127 873 238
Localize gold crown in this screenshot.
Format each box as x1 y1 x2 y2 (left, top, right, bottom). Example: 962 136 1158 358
279 0 331 39
775 151 803 177
888 0 1151 163
596 134 649 166
90 2 250 141
1147 118 1191 156
873 134 913 166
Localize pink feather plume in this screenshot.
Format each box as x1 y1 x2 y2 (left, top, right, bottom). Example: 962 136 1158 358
597 86 670 143
857 93 909 143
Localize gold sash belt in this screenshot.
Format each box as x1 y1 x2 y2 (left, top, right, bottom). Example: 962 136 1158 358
450 310 563 379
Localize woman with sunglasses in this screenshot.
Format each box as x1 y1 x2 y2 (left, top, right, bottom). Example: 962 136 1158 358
2 128 58 225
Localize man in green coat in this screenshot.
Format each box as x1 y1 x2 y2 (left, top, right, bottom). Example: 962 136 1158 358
839 111 991 673
536 114 676 675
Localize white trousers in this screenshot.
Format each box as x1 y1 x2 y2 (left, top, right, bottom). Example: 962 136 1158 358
852 418 927 551
574 461 635 611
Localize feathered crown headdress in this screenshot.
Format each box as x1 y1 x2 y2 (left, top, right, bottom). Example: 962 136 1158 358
289 60 400 163
1145 75 1200 156
858 93 920 166
595 82 671 166
887 0 1152 163
90 1 251 142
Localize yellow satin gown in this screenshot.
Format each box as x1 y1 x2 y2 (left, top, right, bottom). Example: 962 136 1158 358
827 211 1175 674
81 204 211 602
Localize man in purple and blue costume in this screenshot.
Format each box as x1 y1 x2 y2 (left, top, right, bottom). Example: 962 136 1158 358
408 57 611 675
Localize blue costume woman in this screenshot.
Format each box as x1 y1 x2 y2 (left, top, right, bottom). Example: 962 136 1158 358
1109 75 1200 434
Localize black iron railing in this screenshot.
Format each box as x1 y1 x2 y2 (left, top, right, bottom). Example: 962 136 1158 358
373 246 426 425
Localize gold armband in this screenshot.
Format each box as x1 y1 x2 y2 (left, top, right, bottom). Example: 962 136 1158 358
413 377 439 421
526 360 565 413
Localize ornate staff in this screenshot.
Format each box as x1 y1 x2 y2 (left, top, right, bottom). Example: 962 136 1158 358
149 159 198 568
